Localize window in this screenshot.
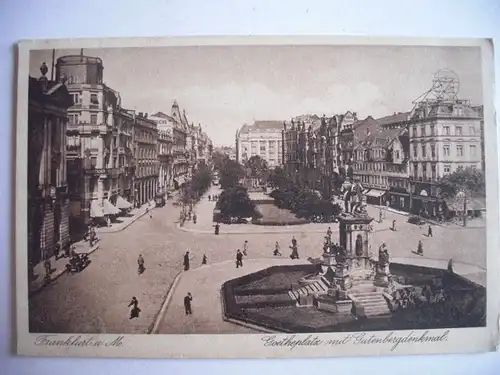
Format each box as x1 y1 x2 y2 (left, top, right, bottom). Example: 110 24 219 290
90 114 97 124
470 145 477 156
412 126 417 137
68 114 79 124
422 163 427 176
443 145 450 157
90 94 99 105
457 145 464 157
71 93 81 105
421 144 426 158
395 150 400 159
469 126 475 136
430 124 435 136
413 145 418 158
430 144 436 158
260 145 266 152
421 125 426 136
90 157 97 169
444 164 451 174
455 126 462 136
443 125 450 135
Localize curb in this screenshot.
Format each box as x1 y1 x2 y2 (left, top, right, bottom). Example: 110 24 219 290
176 223 339 235
29 244 100 297
97 207 152 234
148 270 183 334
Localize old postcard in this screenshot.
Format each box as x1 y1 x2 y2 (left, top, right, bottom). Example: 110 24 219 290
15 36 498 358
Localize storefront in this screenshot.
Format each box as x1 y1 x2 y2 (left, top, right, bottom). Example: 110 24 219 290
363 189 387 206
410 190 444 218
387 189 410 212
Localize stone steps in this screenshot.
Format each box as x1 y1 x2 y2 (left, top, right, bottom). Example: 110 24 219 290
288 279 329 302
350 290 391 317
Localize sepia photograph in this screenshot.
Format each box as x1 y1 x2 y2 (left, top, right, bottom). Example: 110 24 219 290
15 36 498 358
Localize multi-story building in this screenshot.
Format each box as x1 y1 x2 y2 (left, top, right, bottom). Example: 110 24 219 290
352 112 410 210
236 121 283 167
131 112 158 206
157 128 174 190
60 54 133 232
28 63 73 272
149 112 174 191
472 105 485 172
151 101 190 190
408 99 483 216
282 112 357 197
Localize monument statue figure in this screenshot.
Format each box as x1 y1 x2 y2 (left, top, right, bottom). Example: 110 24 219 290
355 234 364 257
341 178 364 214
378 243 390 267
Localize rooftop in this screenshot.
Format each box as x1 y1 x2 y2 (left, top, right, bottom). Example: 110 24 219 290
239 120 284 133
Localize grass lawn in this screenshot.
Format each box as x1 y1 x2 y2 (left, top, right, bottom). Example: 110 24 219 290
253 204 308 225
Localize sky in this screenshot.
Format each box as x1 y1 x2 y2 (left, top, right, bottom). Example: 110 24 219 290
30 45 482 147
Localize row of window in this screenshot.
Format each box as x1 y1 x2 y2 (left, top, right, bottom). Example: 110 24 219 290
412 124 478 138
354 162 407 173
412 144 477 158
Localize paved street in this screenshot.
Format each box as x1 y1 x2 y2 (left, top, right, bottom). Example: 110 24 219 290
29 186 486 334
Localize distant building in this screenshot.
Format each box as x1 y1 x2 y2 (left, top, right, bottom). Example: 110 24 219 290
131 112 158 206
28 63 73 272
236 121 283 167
352 113 410 210
283 112 357 197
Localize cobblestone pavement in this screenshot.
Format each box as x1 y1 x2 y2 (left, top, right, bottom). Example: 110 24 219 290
29 186 486 334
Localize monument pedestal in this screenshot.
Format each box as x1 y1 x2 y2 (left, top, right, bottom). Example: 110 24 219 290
374 264 390 287
334 263 351 290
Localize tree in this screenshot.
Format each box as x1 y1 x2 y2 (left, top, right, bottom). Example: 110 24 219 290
245 155 268 181
189 164 212 199
219 159 245 189
212 151 228 172
267 166 288 189
218 186 256 219
438 167 485 198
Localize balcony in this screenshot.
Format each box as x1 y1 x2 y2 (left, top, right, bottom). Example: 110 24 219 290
84 167 121 178
67 122 108 134
118 147 126 155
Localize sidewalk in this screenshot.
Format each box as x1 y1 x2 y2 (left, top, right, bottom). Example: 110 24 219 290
29 240 100 296
96 202 156 234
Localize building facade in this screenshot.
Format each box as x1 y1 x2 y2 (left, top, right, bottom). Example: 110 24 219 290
132 112 158 206
28 64 73 271
236 121 283 167
60 54 133 232
352 113 410 210
408 99 483 216
282 112 357 197
157 128 174 190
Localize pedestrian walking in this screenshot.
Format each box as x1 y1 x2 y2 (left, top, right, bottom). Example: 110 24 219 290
137 254 145 274
214 222 220 235
184 251 191 271
392 219 396 231
290 244 299 260
192 213 197 224
379 209 383 223
208 195 211 201
236 249 243 268
326 227 332 241
202 254 207 265
243 240 249 256
427 225 433 237
291 236 297 248
417 240 423 256
184 293 193 315
128 297 141 319
273 241 282 256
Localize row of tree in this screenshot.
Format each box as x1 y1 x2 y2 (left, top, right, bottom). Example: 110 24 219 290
267 166 342 222
180 163 213 205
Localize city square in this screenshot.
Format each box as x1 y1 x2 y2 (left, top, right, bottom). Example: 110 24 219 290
26 45 487 336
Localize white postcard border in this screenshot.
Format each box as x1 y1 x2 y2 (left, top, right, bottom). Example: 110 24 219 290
14 36 499 359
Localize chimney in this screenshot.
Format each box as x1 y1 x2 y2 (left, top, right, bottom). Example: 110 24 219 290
139 112 143 117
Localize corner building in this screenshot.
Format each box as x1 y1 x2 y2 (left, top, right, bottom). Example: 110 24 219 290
28 64 73 270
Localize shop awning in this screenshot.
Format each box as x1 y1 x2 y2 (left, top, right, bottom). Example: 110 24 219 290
174 176 187 186
116 195 133 210
103 199 121 215
364 189 386 198
90 200 104 218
